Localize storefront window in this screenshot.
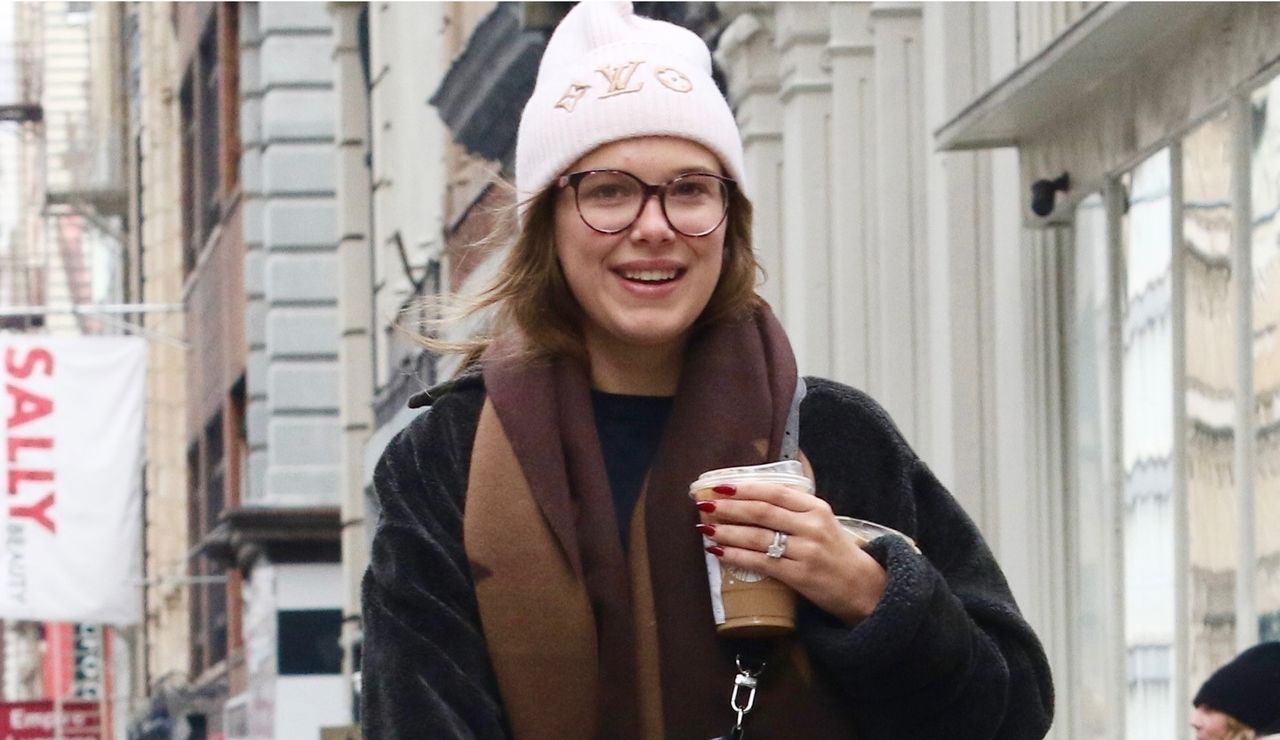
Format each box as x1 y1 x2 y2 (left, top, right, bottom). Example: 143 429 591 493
1251 77 1280 645
1182 109 1239 696
1068 75 1280 737
1120 148 1176 740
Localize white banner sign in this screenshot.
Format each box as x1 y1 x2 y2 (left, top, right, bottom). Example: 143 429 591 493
0 336 145 625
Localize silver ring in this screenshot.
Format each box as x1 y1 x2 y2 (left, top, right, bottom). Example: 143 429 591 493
766 530 788 559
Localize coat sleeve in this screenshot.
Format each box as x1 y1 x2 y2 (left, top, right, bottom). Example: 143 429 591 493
796 380 1055 740
360 391 510 740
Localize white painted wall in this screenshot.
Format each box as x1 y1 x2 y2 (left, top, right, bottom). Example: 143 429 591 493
274 676 348 740
276 562 343 610
367 2 450 389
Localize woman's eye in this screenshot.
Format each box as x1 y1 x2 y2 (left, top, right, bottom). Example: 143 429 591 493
587 186 625 199
671 180 711 198
582 179 636 202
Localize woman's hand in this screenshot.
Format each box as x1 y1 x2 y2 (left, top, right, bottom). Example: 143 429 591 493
695 482 888 626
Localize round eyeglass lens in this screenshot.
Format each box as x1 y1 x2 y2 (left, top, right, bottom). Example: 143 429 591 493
575 171 644 233
664 174 729 236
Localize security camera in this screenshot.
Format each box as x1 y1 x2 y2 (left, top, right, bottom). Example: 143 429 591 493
1030 173 1071 218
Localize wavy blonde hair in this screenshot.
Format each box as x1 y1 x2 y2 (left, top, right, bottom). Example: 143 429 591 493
418 179 762 373
1223 715 1256 740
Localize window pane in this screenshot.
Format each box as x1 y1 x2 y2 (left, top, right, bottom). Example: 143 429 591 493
1252 78 1280 642
199 23 221 242
1182 110 1239 696
1122 148 1176 740
1070 191 1120 739
277 609 343 675
209 562 228 666
180 78 196 275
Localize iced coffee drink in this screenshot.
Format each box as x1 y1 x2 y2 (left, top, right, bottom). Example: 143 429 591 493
689 460 814 639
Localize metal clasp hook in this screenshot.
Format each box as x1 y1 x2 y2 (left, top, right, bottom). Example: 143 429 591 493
728 655 765 737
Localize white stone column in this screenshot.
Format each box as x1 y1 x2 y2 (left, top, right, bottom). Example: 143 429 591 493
870 2 926 443
328 1 373 721
828 2 876 389
240 2 269 503
716 6 784 310
137 0 190 691
775 3 833 376
255 3 340 507
921 1 993 519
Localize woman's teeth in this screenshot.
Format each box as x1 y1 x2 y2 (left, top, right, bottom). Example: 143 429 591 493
623 269 677 282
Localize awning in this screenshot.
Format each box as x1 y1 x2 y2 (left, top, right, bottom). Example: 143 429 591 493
935 2 1221 152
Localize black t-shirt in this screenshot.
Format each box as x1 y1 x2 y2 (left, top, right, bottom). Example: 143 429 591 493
590 390 674 551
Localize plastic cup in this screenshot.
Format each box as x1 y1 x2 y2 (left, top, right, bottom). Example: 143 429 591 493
834 516 921 554
689 460 814 638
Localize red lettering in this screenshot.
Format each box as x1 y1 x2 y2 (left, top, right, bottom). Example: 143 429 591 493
4 347 54 379
3 348 58 536
5 383 53 429
11 493 55 534
8 469 52 496
7 436 51 463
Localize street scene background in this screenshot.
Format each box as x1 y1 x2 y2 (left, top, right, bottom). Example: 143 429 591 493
1 2 1279 739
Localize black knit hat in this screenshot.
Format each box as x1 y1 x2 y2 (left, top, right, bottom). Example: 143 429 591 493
1193 642 1280 733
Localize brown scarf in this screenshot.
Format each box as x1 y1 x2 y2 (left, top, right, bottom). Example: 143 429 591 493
467 306 856 739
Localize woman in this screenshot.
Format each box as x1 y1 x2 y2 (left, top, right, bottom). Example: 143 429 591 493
1191 642 1280 740
361 2 1053 738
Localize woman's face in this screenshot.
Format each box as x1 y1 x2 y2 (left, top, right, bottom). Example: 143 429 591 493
554 136 726 365
1191 705 1245 740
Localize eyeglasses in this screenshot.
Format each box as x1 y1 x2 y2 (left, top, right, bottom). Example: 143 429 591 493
557 169 735 237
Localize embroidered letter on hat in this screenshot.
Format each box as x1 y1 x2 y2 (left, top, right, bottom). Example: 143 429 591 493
654 66 693 93
554 83 592 113
597 61 646 98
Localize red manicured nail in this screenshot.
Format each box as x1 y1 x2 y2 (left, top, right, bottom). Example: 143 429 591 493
695 501 716 513
705 545 725 557
713 484 737 495
696 523 716 536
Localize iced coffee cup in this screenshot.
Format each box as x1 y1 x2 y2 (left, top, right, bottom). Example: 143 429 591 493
689 460 814 639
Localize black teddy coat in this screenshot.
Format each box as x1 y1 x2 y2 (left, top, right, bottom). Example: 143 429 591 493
361 375 1055 739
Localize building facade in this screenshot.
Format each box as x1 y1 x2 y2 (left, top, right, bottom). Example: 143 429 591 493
940 4 1280 737
129 1 191 736
348 3 1280 740
5 2 1274 739
330 2 500 724
3 5 132 736
130 3 348 738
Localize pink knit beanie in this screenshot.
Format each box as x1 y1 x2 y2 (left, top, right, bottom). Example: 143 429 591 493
515 1 747 203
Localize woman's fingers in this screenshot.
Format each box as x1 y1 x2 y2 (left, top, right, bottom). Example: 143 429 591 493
712 480 830 514
696 485 833 542
701 522 798 559
694 486 890 625
698 497 810 535
709 525 886 625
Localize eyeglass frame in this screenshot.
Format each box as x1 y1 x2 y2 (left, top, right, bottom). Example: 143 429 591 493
556 169 736 238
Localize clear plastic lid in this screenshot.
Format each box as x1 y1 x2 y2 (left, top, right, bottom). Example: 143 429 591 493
836 516 921 554
688 460 814 496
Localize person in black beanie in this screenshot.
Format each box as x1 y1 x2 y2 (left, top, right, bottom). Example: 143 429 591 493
1192 642 1280 740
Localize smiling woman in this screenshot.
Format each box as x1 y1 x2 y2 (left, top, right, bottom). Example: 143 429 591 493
359 2 1054 739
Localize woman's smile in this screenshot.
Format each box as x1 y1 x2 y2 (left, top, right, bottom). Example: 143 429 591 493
613 259 686 293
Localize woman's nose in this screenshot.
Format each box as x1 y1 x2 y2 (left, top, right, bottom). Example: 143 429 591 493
630 195 674 242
